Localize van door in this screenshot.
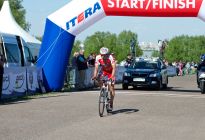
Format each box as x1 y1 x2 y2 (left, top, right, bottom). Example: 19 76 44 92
24 45 35 66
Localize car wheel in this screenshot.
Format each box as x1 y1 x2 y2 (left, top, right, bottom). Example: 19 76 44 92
122 84 128 90
163 77 168 89
156 79 162 90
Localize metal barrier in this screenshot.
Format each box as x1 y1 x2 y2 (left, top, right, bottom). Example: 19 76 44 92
1 67 44 100
64 66 126 89
64 65 177 90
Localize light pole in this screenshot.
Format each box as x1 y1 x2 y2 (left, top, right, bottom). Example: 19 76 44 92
158 40 165 60
130 39 136 58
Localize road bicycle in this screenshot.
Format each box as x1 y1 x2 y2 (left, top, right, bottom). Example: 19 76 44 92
98 76 112 117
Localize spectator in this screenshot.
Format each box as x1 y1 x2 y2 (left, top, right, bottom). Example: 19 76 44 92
191 61 197 74
178 60 183 76
177 60 183 76
68 52 79 87
124 53 133 68
185 62 191 75
71 52 79 67
163 59 169 66
87 53 96 67
76 50 88 89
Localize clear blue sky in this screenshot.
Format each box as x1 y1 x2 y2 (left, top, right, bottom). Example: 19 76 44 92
22 0 205 43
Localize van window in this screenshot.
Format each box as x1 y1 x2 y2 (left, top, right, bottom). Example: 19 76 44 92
24 46 33 62
4 43 21 64
0 42 3 56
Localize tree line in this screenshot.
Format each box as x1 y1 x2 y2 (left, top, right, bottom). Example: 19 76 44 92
73 33 205 64
160 35 205 63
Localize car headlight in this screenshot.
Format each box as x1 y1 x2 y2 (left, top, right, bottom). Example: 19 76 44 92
149 73 157 77
124 72 131 77
199 73 205 78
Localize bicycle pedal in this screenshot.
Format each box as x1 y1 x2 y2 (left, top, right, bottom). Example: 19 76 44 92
107 107 113 112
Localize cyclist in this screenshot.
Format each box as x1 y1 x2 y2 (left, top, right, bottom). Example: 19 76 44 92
92 47 116 111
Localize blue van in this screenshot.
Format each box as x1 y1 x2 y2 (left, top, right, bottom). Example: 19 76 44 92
0 32 35 67
0 33 42 100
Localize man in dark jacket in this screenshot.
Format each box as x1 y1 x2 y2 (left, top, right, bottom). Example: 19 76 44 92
125 53 133 68
76 50 88 89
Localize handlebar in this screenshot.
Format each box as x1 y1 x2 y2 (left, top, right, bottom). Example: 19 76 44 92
92 76 113 83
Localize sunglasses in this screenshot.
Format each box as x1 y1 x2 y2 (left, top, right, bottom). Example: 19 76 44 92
101 54 109 57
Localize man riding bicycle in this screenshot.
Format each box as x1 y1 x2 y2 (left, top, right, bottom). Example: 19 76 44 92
92 47 116 111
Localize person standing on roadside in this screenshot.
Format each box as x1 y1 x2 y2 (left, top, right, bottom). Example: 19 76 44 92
76 50 88 90
125 53 133 68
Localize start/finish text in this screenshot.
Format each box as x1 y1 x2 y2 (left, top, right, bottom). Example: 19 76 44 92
107 0 196 9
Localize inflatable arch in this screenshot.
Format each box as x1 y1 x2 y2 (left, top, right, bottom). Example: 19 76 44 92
37 0 205 91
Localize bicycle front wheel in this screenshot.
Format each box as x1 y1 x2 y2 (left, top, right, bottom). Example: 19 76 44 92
99 89 105 117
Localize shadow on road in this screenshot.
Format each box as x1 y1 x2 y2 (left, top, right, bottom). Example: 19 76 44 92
0 99 30 105
165 87 200 93
110 108 139 115
0 93 71 105
117 86 200 93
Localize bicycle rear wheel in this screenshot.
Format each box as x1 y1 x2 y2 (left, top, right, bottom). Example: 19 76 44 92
99 89 105 117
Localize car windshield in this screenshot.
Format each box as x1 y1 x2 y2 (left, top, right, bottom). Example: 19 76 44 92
132 61 158 69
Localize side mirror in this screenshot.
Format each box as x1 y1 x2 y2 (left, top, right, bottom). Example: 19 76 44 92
27 57 34 63
27 56 37 64
33 56 38 63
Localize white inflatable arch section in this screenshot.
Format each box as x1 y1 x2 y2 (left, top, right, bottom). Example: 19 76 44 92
37 0 205 91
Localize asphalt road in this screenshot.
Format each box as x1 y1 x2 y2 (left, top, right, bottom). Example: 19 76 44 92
0 74 205 140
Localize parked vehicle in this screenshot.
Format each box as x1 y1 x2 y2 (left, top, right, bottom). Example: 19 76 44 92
0 32 35 67
197 66 205 94
0 33 43 100
122 57 168 90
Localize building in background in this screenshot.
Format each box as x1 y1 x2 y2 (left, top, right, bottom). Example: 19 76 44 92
139 42 159 57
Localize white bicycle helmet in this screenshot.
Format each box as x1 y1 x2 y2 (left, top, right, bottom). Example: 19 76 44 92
100 47 109 55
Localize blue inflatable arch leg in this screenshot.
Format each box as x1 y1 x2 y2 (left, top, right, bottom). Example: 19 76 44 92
37 19 75 91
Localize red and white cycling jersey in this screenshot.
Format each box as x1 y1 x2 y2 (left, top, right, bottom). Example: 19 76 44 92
95 54 115 75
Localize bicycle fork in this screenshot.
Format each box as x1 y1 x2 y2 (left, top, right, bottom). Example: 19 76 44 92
102 85 108 103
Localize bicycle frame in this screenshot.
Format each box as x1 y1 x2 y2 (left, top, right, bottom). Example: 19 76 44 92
98 76 111 117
